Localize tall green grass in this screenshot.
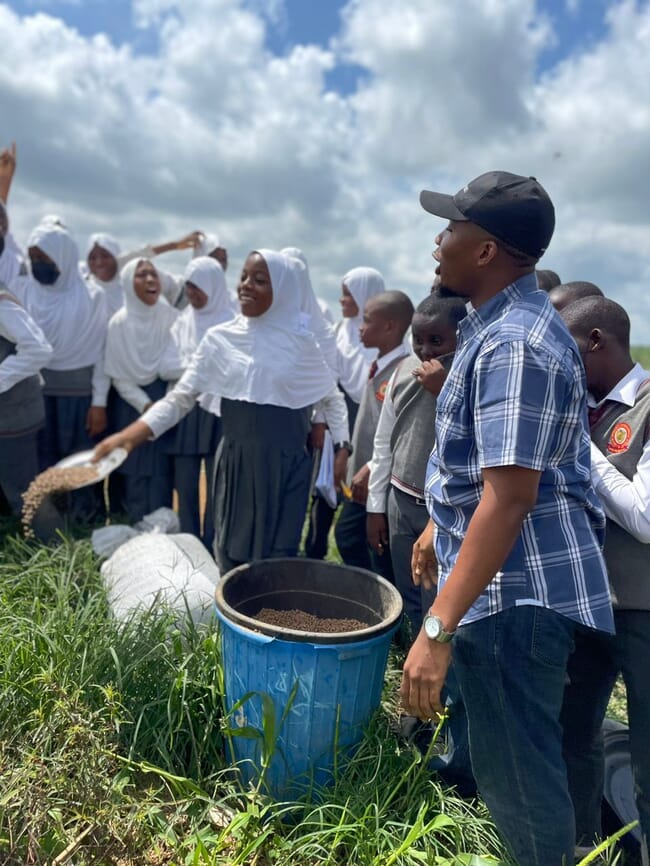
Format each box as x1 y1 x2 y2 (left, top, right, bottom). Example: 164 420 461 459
0 534 630 864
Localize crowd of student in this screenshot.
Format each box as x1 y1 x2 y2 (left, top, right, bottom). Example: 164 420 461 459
1 141 648 866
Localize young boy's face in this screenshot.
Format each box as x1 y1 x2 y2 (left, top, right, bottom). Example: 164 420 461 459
411 312 457 362
359 298 388 349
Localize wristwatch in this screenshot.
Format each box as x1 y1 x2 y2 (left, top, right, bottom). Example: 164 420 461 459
334 441 353 456
423 613 455 643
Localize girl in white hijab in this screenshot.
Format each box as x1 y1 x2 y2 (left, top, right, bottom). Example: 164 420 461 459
85 233 124 316
304 265 386 559
85 230 205 313
19 224 110 521
96 249 350 572
336 266 386 404
160 256 233 546
104 258 178 520
24 223 110 458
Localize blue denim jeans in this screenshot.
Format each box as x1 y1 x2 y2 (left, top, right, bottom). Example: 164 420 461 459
561 609 650 858
452 605 577 866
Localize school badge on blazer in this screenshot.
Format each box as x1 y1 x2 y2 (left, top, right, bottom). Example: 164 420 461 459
607 422 632 454
376 381 388 403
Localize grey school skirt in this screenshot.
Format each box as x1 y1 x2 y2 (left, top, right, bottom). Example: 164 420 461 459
213 398 312 571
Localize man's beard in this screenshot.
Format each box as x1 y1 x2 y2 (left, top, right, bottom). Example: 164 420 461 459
435 282 470 302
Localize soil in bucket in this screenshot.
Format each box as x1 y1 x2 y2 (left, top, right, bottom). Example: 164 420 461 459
254 607 368 633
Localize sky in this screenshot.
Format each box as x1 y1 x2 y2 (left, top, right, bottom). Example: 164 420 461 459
1 0 650 341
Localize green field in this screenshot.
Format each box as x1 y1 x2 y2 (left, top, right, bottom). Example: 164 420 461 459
0 534 511 866
1 532 638 865
631 346 650 367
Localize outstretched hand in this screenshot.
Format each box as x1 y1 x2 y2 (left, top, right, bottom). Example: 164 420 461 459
177 230 203 250
93 432 133 462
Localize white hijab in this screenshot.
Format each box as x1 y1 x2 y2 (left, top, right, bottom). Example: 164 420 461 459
85 232 124 316
0 231 25 288
337 266 385 358
179 249 337 410
23 224 108 371
0 201 26 288
169 256 233 369
281 247 339 377
193 232 220 258
104 258 178 385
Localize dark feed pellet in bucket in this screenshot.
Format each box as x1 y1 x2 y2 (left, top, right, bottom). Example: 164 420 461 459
254 607 368 633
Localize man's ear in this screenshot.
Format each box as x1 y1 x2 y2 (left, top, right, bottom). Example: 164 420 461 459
477 239 498 267
589 327 604 351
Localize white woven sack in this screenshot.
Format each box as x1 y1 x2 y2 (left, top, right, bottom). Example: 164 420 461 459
101 532 220 626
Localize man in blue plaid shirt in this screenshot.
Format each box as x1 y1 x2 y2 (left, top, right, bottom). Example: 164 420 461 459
400 171 614 866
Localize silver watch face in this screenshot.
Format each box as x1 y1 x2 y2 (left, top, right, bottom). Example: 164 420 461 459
424 615 442 640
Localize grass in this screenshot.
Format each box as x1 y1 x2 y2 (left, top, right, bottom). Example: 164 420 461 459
0 530 518 866
0 476 641 865
631 346 650 367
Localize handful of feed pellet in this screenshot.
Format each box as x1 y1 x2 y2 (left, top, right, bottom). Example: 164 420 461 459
21 465 99 537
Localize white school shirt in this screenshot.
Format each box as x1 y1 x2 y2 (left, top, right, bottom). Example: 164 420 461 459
0 293 53 393
589 363 650 543
143 383 349 444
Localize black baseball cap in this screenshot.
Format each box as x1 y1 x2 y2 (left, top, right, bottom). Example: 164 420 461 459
420 171 555 259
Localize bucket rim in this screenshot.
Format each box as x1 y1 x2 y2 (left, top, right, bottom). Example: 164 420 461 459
214 557 403 644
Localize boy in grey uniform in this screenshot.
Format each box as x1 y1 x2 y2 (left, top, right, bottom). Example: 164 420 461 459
560 296 650 864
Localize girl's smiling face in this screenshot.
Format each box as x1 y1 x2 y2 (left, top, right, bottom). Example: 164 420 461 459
88 245 118 282
133 261 161 306
237 253 273 318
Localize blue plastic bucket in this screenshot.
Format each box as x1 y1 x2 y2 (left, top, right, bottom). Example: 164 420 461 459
215 558 403 799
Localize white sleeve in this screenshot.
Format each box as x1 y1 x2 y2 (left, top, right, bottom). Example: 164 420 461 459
112 379 153 415
141 374 199 439
91 354 111 407
116 244 157 269
0 301 52 394
318 387 349 444
158 338 185 382
590 440 650 543
366 372 398 514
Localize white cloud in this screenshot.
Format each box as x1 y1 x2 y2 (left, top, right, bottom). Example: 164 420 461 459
1 0 649 341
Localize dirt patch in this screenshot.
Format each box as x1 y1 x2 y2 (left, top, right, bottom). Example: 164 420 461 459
254 607 368 633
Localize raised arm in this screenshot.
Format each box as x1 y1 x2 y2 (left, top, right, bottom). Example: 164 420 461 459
0 142 16 204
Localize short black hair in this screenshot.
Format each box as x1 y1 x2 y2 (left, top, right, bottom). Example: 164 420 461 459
370 290 415 336
560 296 630 351
549 280 604 311
416 293 467 329
536 269 561 291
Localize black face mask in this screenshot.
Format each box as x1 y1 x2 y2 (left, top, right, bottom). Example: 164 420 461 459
31 260 60 285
